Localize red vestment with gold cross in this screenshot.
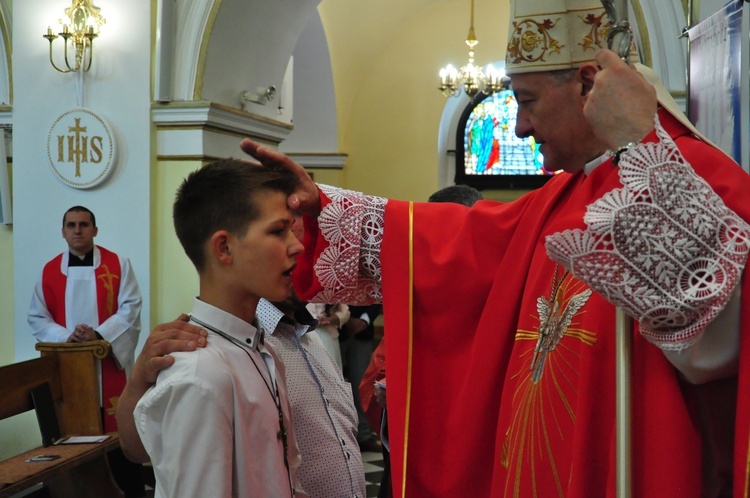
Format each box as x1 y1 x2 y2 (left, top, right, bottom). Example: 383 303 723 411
41 245 127 433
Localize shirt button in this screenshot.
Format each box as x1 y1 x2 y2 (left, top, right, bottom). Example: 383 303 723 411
340 438 346 446
246 338 252 344
345 451 351 460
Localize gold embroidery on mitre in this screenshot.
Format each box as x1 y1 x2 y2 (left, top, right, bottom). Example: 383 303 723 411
507 18 563 64
579 12 611 51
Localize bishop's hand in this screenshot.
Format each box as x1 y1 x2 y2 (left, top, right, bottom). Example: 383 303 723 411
584 49 657 151
240 138 321 217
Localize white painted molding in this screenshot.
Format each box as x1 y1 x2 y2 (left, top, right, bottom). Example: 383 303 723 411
286 153 347 169
153 103 292 159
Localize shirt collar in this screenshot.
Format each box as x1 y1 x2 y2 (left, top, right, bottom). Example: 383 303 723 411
189 297 262 349
67 249 94 267
256 298 317 338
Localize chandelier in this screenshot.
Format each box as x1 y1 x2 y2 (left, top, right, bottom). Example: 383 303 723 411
438 0 505 98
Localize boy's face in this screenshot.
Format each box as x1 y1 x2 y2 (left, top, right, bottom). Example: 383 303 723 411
229 190 303 303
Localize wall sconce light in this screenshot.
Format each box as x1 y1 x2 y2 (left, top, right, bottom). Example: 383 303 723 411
240 86 277 106
43 0 106 73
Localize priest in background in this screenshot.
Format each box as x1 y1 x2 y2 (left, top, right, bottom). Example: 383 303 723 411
27 205 144 497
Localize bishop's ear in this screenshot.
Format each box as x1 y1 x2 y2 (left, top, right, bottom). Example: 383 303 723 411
579 64 598 97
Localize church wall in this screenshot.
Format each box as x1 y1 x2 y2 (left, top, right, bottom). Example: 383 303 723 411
281 10 338 154
151 160 200 324
322 0 509 202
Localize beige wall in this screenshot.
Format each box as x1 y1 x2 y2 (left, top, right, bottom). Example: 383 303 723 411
0 173 40 460
151 160 201 325
307 167 345 188
322 0 509 201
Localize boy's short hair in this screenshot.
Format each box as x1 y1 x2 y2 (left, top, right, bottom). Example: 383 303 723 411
63 205 96 227
428 185 484 207
173 158 298 271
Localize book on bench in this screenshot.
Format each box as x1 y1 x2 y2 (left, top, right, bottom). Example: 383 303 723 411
30 381 62 447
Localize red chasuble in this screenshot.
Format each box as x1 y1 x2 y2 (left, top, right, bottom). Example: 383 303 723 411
41 246 127 433
296 109 750 497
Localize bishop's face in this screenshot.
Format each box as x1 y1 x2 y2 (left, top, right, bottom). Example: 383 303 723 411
62 211 98 257
511 70 604 173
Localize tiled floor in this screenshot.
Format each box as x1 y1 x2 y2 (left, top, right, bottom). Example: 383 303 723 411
142 448 385 497
362 449 385 497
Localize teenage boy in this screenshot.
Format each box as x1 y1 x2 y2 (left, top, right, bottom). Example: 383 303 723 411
132 159 308 498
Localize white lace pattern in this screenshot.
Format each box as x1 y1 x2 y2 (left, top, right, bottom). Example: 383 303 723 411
312 184 387 304
546 116 750 350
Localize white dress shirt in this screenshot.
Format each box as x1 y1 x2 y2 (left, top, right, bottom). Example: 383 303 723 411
257 299 366 498
305 302 348 371
135 298 308 498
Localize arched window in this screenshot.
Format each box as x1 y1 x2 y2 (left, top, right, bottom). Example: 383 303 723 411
455 89 556 190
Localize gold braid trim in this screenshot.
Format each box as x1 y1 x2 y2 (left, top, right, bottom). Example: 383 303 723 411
400 202 415 498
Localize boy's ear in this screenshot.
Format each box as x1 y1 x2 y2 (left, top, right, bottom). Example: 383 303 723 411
209 231 233 266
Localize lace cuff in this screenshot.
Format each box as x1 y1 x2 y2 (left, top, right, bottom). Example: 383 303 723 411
312 185 387 304
545 115 750 350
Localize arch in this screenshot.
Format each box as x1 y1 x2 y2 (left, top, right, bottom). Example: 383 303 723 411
167 0 219 102
634 0 689 100
0 0 11 105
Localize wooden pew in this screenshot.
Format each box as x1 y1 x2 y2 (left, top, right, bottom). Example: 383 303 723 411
0 341 124 498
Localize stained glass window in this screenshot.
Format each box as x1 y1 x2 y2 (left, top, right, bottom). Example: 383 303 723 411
463 89 549 176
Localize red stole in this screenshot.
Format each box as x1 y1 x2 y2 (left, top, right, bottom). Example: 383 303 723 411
42 246 126 433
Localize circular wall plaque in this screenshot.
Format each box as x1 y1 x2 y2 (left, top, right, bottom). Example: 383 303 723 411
47 108 116 189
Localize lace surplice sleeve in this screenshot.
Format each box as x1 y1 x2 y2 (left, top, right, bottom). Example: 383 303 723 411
546 115 750 351
297 184 388 305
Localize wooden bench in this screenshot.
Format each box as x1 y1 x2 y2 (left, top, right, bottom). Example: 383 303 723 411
0 341 125 498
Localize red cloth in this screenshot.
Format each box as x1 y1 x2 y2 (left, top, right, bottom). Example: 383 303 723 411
296 109 750 497
359 337 387 435
42 246 126 433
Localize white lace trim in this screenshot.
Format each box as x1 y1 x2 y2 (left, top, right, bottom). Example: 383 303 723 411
312 184 387 304
546 115 750 350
